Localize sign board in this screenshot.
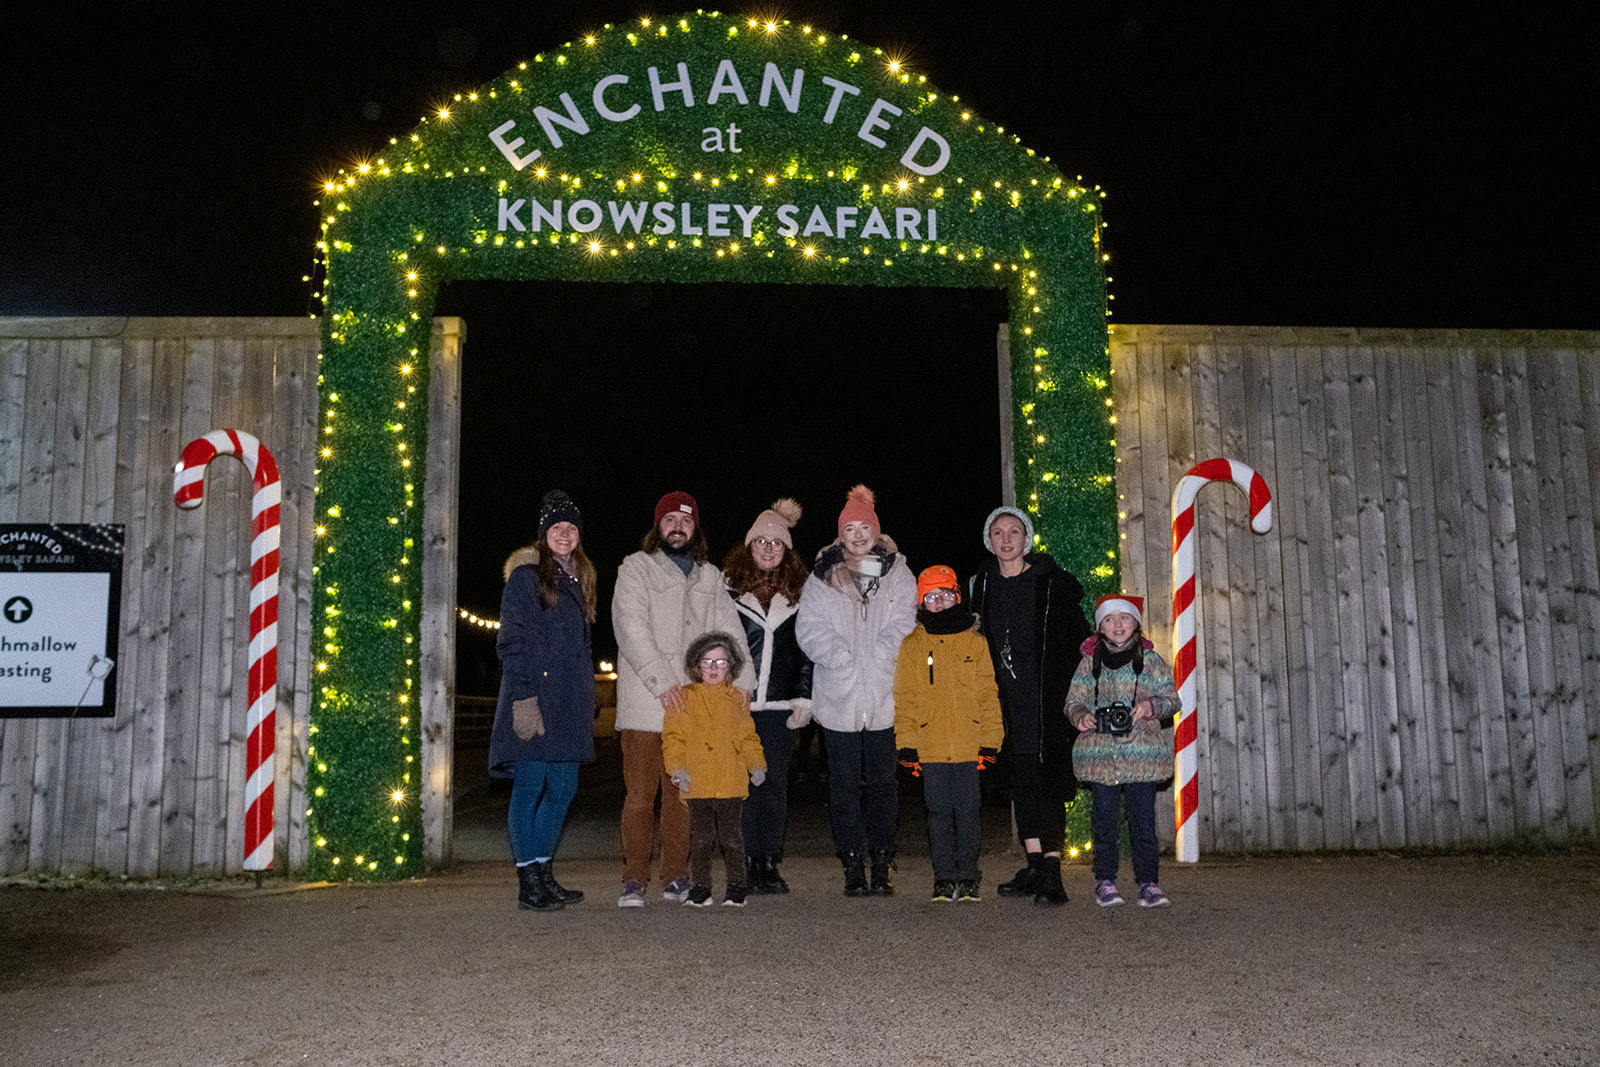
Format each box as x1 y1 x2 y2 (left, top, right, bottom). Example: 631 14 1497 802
0 524 124 717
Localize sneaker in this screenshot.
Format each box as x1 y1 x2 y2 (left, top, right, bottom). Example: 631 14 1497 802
722 886 747 907
955 880 981 902
662 877 692 902
931 880 956 901
617 881 646 908
684 884 714 907
1138 883 1171 908
1095 880 1124 908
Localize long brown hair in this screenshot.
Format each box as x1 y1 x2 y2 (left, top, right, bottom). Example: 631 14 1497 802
640 523 709 563
722 541 807 604
539 541 597 622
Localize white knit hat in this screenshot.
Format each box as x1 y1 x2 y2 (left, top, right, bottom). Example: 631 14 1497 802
982 505 1035 551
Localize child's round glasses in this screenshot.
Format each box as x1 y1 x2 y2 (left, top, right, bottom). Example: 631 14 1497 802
923 589 958 604
699 657 730 669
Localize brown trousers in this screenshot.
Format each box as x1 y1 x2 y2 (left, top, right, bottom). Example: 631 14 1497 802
619 728 690 888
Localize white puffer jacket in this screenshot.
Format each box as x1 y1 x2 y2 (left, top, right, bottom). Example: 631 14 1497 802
795 540 918 732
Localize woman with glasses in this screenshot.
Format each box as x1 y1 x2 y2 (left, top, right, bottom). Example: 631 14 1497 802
796 485 918 896
487 490 598 912
722 499 813 893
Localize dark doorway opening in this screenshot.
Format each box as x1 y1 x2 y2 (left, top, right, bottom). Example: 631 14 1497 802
439 279 1009 860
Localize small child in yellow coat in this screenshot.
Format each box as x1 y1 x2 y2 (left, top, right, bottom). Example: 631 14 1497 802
893 566 1004 902
663 631 766 907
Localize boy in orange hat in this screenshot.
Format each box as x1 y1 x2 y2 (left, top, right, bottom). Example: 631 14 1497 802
893 566 1004 901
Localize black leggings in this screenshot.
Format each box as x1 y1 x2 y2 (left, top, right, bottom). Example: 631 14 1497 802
1008 745 1078 854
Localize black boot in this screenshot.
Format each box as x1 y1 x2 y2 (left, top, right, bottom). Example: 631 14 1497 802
1032 855 1068 907
842 852 870 897
868 849 895 896
764 856 790 895
517 863 564 911
544 862 583 904
997 853 1042 898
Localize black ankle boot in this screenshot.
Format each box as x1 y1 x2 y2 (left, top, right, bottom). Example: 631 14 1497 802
764 856 790 895
517 863 564 911
868 849 895 896
1032 855 1068 907
997 853 1042 898
544 862 583 904
842 852 869 897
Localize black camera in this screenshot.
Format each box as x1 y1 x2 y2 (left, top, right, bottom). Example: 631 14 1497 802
1094 703 1134 736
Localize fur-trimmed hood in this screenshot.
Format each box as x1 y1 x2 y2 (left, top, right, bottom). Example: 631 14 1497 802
503 543 541 582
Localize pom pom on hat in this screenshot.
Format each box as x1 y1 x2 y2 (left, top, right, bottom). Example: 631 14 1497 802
837 484 881 539
654 490 699 526
1094 593 1144 628
538 489 583 538
745 498 802 547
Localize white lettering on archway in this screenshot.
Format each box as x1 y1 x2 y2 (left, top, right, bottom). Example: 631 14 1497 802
488 58 951 176
497 198 938 241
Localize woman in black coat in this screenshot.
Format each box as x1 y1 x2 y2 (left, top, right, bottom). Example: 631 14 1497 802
724 499 813 893
488 490 597 911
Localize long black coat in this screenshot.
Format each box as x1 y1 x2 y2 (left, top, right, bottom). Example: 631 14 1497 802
488 546 596 775
968 552 1091 757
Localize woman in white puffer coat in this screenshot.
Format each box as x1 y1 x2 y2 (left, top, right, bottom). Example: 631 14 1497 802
795 485 917 897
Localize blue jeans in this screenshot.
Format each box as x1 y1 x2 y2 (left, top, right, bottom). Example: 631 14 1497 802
508 759 580 863
1090 781 1159 885
822 727 898 854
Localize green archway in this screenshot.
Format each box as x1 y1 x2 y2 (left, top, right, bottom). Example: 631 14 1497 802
310 12 1113 879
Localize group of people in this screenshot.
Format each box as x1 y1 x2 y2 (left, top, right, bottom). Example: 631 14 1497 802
486 484 1180 913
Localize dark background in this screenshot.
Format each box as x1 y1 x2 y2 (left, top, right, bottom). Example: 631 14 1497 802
4 1 1595 682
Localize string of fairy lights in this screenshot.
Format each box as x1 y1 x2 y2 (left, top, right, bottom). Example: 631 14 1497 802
307 11 1113 879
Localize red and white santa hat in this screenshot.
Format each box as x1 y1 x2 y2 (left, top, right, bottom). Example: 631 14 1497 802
1094 593 1144 628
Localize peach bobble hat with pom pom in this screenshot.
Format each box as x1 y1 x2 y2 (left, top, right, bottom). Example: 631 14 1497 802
745 498 802 548
836 484 881 539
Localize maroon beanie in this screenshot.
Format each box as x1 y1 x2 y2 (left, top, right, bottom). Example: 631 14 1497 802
654 490 699 526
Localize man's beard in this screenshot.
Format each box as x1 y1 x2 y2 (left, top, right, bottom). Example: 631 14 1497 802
663 531 692 554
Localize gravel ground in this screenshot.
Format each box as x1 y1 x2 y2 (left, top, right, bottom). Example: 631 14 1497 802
3 747 1597 1065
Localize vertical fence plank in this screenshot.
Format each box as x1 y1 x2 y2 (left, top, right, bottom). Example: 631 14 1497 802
1574 344 1600 831
278 333 318 873
1218 338 1267 849
97 334 148 874
1270 342 1320 849
1347 343 1406 846
1375 342 1434 847
1487 347 1546 834
0 337 48 873
1549 346 1599 835
1523 349 1583 836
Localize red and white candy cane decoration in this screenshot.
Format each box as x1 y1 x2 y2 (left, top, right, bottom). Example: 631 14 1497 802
1171 457 1272 863
174 429 281 872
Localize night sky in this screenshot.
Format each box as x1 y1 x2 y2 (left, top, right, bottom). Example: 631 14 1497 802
5 2 1595 680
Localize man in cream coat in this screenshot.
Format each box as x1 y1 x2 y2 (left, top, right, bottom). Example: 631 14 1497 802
612 491 754 907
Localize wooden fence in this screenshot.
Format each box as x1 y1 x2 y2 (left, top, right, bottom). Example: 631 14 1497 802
1111 325 1600 852
5 317 1596 877
0 317 462 878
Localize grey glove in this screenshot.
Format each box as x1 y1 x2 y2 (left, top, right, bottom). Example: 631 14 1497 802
670 770 691 793
512 696 545 740
750 768 766 787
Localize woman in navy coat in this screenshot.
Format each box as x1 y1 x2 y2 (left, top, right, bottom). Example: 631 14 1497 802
488 490 597 911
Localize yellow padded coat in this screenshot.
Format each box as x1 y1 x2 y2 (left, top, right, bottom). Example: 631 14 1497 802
661 683 767 799
892 620 1004 763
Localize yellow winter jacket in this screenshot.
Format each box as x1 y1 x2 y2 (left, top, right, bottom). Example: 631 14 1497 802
661 683 767 799
893 619 1004 763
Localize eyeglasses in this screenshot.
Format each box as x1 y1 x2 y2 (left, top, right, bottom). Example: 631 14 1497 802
751 538 785 550
923 589 958 604
699 658 730 669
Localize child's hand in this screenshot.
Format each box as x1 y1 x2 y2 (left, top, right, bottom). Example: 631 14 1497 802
1133 697 1159 722
670 770 691 793
750 768 766 787
1073 712 1096 732
977 747 999 771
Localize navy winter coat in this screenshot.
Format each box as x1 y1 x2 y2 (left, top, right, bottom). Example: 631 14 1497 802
488 546 596 775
